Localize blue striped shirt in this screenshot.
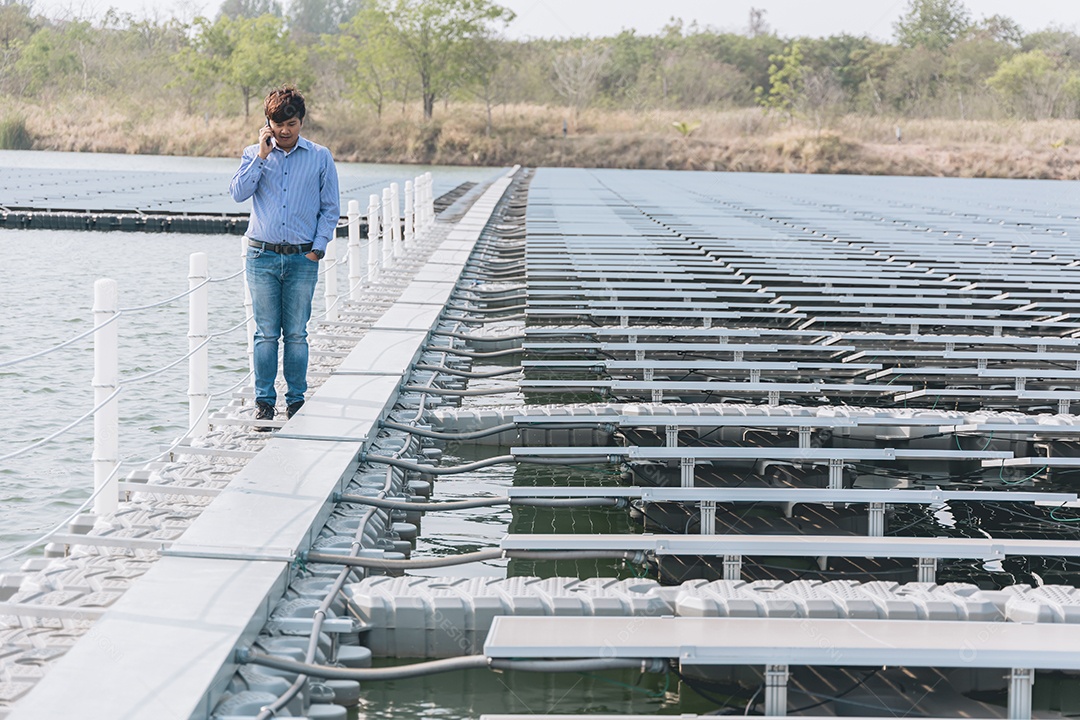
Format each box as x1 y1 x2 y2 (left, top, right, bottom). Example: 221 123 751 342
229 136 340 253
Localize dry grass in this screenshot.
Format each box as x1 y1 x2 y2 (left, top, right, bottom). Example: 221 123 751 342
8 96 1080 179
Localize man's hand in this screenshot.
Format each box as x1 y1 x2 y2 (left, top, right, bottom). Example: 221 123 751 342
305 251 320 262
258 125 274 159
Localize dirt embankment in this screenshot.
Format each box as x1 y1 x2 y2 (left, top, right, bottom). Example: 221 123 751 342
7 100 1080 179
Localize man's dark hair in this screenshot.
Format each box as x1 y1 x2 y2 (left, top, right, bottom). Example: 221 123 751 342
265 85 306 123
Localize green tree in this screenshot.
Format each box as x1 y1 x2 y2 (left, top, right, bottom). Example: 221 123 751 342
894 0 971 53
219 0 283 19
330 5 409 118
988 49 1080 119
974 14 1023 47
229 15 308 116
175 14 307 117
288 0 362 37
0 2 41 94
883 45 943 115
459 32 510 135
756 41 803 117
14 26 79 95
551 42 611 120
799 34 885 107
364 0 514 119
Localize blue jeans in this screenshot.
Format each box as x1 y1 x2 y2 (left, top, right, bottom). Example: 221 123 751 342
246 247 319 407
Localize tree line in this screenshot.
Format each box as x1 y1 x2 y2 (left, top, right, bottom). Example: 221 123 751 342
2 0 1080 128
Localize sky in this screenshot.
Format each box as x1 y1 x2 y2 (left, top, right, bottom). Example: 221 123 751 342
21 0 1080 40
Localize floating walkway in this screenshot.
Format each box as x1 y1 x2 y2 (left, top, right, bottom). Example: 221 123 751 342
5 167 1080 718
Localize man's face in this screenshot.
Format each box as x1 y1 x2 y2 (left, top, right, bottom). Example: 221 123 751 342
269 116 302 150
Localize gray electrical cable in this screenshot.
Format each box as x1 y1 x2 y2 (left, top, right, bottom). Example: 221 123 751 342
431 330 526 343
400 384 519 397
430 346 523 359
411 364 523 379
304 549 643 570
380 420 518 440
335 493 623 511
364 453 513 474
338 494 508 511
305 549 503 569
238 650 664 681
443 313 527 324
362 453 617 474
491 658 667 674
446 303 527 314
241 651 488 680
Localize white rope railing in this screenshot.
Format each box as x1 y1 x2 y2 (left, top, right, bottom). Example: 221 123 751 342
0 173 438 560
125 337 213 385
0 460 125 565
119 276 212 312
0 312 123 369
209 266 246 283
0 366 256 564
0 386 124 463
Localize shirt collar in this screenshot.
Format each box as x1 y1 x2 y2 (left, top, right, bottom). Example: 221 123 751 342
274 136 313 155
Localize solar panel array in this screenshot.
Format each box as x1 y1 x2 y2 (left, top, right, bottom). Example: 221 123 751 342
525 169 1080 414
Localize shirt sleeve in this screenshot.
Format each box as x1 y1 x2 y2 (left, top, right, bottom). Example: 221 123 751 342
229 146 266 203
313 148 341 253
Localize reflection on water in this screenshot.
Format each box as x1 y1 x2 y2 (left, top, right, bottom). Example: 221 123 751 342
353 664 717 719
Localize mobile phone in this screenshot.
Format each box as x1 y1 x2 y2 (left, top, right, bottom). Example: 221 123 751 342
264 119 272 147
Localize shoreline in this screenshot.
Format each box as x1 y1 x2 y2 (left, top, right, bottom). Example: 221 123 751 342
5 101 1079 180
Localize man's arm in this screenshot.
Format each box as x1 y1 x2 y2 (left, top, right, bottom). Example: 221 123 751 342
311 148 341 255
229 145 266 203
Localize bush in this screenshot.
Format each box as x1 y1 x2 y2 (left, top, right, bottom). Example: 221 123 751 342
0 115 33 150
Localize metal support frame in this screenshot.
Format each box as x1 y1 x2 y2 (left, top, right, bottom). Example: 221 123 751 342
1008 668 1034 720
764 664 789 716
680 456 695 487
699 500 716 535
917 556 937 583
723 554 742 580
828 458 845 489
868 502 886 537
798 426 812 449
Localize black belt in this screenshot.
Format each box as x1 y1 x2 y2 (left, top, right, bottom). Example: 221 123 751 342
248 239 313 255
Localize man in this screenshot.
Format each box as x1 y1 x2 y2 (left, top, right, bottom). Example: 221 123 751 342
230 85 340 430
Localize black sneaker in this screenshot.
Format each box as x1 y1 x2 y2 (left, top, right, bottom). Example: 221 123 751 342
254 401 276 432
286 400 305 419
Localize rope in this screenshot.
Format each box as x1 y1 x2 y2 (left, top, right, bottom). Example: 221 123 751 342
0 311 123 369
209 313 254 339
119 277 211 312
0 266 244 371
0 386 123 463
0 459 124 564
208 267 246 283
125 337 212 385
210 370 253 398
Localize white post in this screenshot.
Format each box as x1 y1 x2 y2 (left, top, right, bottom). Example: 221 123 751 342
381 187 394 268
347 198 363 303
92 278 119 516
241 236 255 378
419 174 429 229
425 172 435 226
324 231 339 322
188 252 209 438
389 182 403 258
404 180 414 247
367 193 381 283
